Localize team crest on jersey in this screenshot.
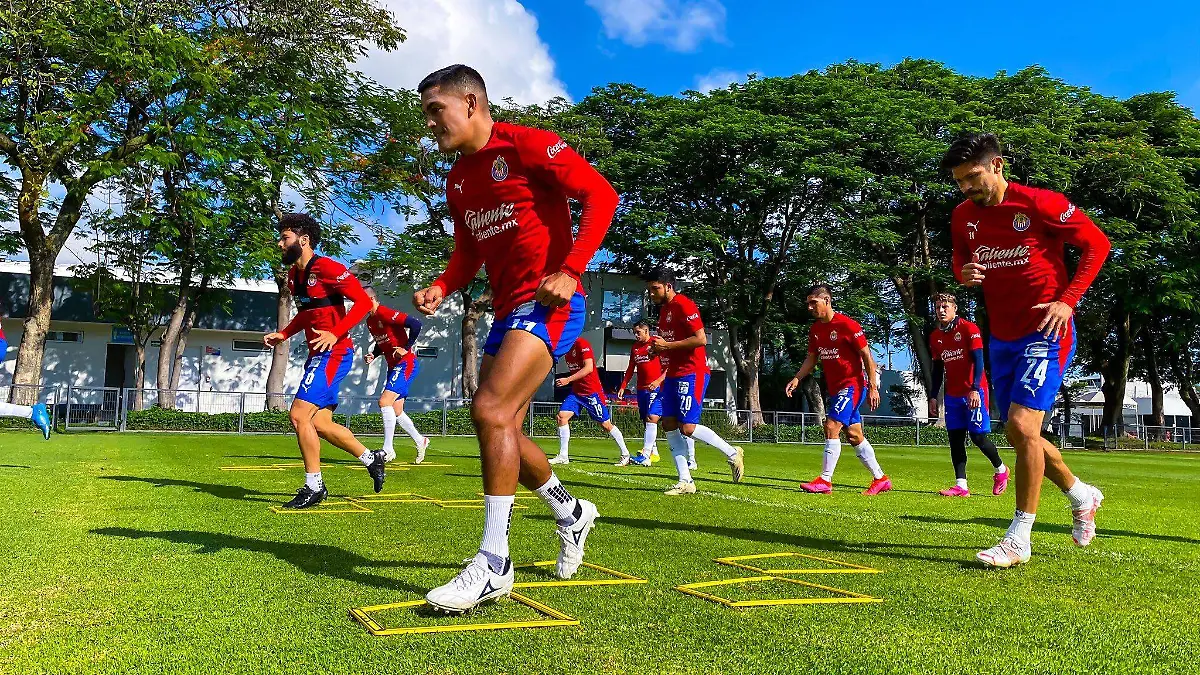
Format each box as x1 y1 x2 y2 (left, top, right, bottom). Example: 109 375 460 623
954 333 962 342
829 330 837 341
307 277 318 287
1012 212 1031 232
491 155 509 181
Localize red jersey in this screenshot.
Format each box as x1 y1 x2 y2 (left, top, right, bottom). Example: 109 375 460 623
930 318 988 398
952 182 1110 341
808 313 869 393
281 255 371 355
619 340 663 392
432 122 619 319
563 338 605 398
367 305 414 370
657 293 708 377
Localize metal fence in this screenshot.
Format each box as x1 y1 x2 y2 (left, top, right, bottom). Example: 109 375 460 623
4 386 1198 452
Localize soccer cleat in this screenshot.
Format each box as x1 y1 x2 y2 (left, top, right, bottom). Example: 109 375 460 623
688 459 698 471
664 480 696 496
863 476 892 496
415 436 430 464
940 485 970 497
556 499 598 579
281 484 328 509
366 453 386 493
425 557 514 614
381 447 397 463
629 453 652 467
728 446 745 483
31 403 51 440
650 449 660 464
548 454 569 465
1071 486 1104 547
993 469 1010 496
800 476 833 494
614 456 632 467
976 537 1032 569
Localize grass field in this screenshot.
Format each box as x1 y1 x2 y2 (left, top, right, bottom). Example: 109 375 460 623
1 431 1198 674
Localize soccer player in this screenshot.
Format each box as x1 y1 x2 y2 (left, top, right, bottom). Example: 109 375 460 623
412 65 617 612
363 287 430 464
784 285 891 495
644 267 744 495
0 319 51 439
927 292 1008 497
943 133 1110 568
262 213 386 509
550 337 632 466
615 321 681 467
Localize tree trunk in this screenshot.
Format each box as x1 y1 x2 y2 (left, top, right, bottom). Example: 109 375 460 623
1100 309 1134 432
460 287 492 399
890 274 935 393
11 251 55 405
729 322 765 425
131 342 147 411
1059 383 1074 442
1144 339 1165 438
266 270 292 410
1168 355 1200 418
801 374 824 420
156 272 194 401
169 275 208 395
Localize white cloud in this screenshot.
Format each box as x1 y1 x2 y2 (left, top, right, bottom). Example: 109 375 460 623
694 68 744 93
356 0 567 105
586 0 725 52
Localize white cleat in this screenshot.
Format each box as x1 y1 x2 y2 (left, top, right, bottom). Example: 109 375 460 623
728 446 745 483
976 537 1032 569
425 557 514 614
414 436 430 464
1071 486 1104 547
556 500 598 579
664 480 697 496
381 447 397 463
548 454 570 465
687 460 698 471
614 456 632 467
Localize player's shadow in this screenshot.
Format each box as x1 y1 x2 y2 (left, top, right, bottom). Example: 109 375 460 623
529 514 979 568
100 476 289 504
901 515 1200 546
226 454 359 465
91 527 456 593
0 464 31 468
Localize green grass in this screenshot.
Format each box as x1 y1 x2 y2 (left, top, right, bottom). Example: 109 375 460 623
1 431 1198 674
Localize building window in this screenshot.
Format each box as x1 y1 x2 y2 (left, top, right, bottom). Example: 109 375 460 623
416 347 439 358
232 340 271 353
602 290 643 325
47 331 84 343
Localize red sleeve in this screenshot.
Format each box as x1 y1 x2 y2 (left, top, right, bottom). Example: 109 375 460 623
951 205 970 284
579 341 594 361
807 326 818 355
679 296 705 333
848 318 868 350
967 322 984 351
929 332 941 361
1038 191 1111 308
432 209 484 296
375 305 407 327
619 357 635 391
280 311 307 339
516 128 618 278
325 261 372 339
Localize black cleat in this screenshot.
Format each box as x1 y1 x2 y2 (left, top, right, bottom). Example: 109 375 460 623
367 453 386 493
282 484 328 509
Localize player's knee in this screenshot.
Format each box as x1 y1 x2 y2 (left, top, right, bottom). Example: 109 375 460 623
846 428 865 445
288 409 311 431
556 413 571 426
471 392 515 432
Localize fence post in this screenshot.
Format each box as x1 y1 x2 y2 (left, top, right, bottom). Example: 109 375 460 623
442 398 448 437
119 388 128 432
65 384 72 432
238 393 246 434
748 411 754 444
915 416 921 447
801 412 806 444
774 410 779 445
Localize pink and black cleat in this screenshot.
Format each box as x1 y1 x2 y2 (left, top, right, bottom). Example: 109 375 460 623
799 476 833 494
863 476 893 496
993 469 1010 496
939 485 970 497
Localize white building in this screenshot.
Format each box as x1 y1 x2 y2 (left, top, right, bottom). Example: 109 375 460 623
1057 375 1194 434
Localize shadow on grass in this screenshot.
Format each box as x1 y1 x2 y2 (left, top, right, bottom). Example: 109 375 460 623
91 527 460 593
225 454 359 465
901 514 1200 546
0 464 31 469
100 476 290 504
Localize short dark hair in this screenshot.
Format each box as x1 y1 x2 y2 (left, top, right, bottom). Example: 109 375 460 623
634 320 651 331
940 133 1002 172
643 265 677 287
807 283 833 300
278 212 321 247
418 64 488 98
934 292 957 306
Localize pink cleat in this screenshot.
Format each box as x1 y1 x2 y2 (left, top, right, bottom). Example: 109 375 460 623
993 469 1010 496
939 485 970 497
800 477 833 494
863 476 892 496
1071 486 1104 547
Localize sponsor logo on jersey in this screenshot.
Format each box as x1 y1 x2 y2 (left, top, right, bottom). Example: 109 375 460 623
1013 212 1031 232
547 140 569 159
686 312 700 322
818 347 841 359
967 220 980 240
973 244 1031 269
941 348 965 361
491 155 509 181
1060 203 1076 223
454 181 464 192
464 203 518 241
336 271 350 282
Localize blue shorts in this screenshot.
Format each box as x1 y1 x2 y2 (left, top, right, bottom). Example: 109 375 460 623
990 321 1076 420
384 357 420 398
663 372 708 425
560 393 611 423
827 385 865 427
295 345 354 409
0 338 7 361
944 393 992 434
484 293 586 361
637 388 663 421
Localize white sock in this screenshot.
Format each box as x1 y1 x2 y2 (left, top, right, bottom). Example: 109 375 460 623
534 474 581 525
0 403 33 419
477 494 514 572
557 425 570 457
397 412 422 444
1064 478 1093 509
667 430 693 483
855 440 885 480
820 439 841 481
995 462 1008 475
686 435 696 463
691 424 736 459
956 478 969 490
610 426 630 458
642 422 658 453
1006 509 1036 543
380 406 397 451
305 472 323 491
359 449 376 466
